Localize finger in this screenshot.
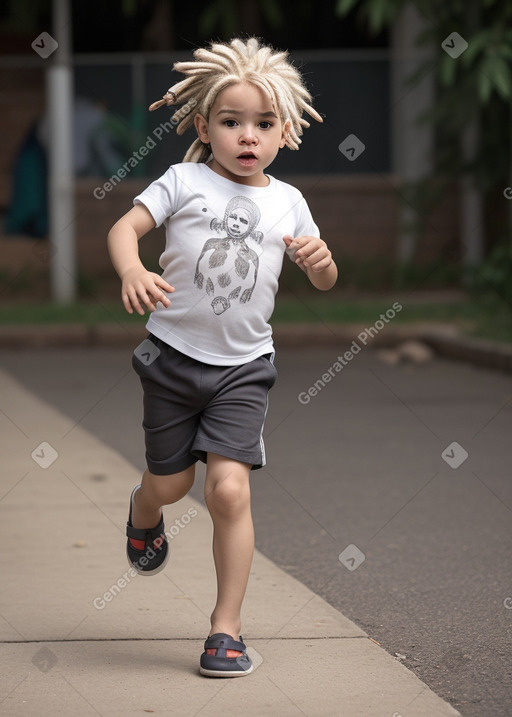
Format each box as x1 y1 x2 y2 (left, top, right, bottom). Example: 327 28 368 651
157 293 171 307
154 276 175 293
139 289 157 312
302 248 327 266
126 287 146 315
291 235 310 248
282 234 294 247
296 238 325 258
151 290 170 309
152 283 173 306
296 247 316 264
144 283 170 309
122 293 134 314
309 254 332 271
295 239 319 258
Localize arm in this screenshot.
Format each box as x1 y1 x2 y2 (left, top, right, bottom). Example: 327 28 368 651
107 204 175 315
283 235 338 291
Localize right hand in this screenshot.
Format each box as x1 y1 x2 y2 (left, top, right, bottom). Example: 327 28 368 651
121 266 175 315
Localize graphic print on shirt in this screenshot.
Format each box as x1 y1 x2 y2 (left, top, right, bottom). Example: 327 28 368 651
193 196 264 315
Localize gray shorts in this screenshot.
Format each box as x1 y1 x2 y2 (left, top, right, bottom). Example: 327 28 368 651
132 334 277 475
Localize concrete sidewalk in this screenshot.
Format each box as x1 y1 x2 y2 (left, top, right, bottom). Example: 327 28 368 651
0 367 460 716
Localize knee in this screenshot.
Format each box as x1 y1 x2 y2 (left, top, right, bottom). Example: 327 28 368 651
206 474 250 518
142 468 195 506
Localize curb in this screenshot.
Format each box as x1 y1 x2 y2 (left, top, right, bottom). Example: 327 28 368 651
420 329 512 374
0 323 146 348
1 322 512 374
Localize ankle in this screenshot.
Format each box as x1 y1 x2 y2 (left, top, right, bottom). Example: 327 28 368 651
210 620 241 639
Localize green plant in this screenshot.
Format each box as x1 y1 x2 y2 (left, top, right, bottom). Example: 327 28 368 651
469 241 512 312
336 0 512 280
336 0 512 244
198 0 285 38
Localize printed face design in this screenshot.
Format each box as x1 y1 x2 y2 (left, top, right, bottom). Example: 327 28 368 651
194 196 263 314
227 209 250 238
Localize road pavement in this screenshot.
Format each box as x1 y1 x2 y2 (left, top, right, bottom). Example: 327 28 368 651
0 343 510 716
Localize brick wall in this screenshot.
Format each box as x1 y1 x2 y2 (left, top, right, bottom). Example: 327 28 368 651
0 64 459 291
0 174 459 294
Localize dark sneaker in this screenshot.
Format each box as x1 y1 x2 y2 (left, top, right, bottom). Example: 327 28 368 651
126 484 169 576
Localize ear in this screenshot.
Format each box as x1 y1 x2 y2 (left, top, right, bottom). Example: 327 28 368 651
280 119 292 149
194 113 210 144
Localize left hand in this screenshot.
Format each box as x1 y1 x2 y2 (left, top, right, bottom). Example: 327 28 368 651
283 235 332 273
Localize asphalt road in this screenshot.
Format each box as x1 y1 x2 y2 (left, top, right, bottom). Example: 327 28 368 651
1 344 511 716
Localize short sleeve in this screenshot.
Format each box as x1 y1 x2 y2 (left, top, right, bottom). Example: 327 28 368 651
133 166 179 227
285 196 321 262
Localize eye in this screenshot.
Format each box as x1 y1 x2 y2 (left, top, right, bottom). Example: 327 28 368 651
223 119 238 128
259 121 272 129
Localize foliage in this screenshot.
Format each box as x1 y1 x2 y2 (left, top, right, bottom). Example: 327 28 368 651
469 241 512 316
0 295 480 326
0 0 50 33
335 0 512 198
198 0 284 39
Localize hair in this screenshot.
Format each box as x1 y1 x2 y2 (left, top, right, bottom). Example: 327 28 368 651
149 37 323 163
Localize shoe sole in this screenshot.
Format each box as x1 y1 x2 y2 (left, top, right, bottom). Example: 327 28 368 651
126 544 169 576
199 663 254 677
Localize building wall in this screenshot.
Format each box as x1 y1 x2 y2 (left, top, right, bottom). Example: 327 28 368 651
0 65 459 294
0 175 459 294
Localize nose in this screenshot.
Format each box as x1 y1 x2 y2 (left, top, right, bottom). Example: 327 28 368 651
239 124 257 144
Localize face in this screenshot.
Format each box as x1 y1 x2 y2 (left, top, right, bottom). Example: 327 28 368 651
227 208 250 238
194 82 289 187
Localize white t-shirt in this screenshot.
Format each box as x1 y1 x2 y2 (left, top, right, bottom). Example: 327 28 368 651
134 162 320 365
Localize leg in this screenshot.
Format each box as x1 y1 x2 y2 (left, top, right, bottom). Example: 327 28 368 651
204 453 253 644
131 466 195 530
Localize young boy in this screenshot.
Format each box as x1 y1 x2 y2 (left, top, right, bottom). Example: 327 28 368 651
107 37 337 677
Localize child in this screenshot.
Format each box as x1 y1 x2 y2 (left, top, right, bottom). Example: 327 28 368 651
107 37 338 678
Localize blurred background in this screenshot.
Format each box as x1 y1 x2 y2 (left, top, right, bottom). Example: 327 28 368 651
0 0 511 340
1 7 511 715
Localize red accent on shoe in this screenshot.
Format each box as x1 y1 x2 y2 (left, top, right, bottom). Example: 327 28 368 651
206 648 243 658
129 538 145 550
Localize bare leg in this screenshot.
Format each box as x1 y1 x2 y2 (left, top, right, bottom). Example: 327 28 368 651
204 453 253 653
130 466 195 530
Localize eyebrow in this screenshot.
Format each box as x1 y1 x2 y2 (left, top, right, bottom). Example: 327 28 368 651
216 109 278 118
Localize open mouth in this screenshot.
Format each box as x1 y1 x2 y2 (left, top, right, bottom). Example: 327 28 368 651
237 152 257 166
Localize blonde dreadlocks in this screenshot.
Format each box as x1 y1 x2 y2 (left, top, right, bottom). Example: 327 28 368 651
149 37 323 163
